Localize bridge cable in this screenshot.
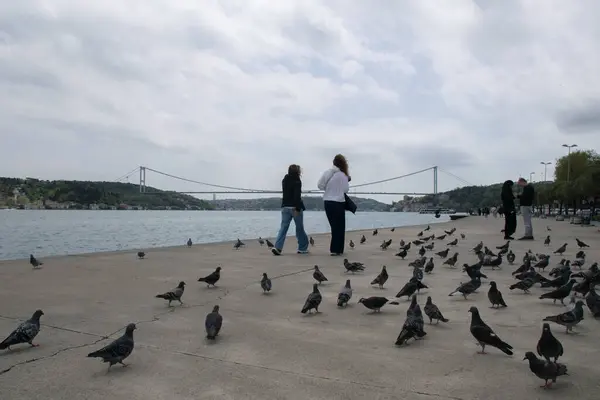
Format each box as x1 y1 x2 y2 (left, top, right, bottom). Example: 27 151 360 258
438 168 473 186
144 167 275 192
114 167 141 183
349 167 435 188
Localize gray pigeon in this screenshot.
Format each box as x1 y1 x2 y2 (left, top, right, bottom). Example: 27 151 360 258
205 305 223 340
523 351 568 389
424 296 448 324
585 282 600 317
536 323 563 362
358 296 399 312
30 254 43 268
260 273 272 293
87 323 136 370
313 265 328 284
301 283 322 314
468 306 513 355
487 281 507 308
0 309 44 350
370 266 388 289
543 300 584 333
155 281 185 306
395 295 426 346
337 279 352 307
449 277 481 299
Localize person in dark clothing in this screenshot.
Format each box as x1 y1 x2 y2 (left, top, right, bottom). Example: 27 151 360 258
501 180 517 240
516 177 535 240
271 164 309 255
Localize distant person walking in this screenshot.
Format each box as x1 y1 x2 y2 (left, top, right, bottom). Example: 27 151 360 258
318 154 350 256
516 177 535 240
271 164 309 256
501 180 517 240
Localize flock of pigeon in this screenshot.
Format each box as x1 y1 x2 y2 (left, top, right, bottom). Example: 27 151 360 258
5 226 599 389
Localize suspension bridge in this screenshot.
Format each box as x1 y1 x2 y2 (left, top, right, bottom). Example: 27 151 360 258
114 166 472 197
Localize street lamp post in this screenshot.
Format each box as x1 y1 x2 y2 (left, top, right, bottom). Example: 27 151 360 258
529 172 535 183
540 162 551 182
562 144 578 216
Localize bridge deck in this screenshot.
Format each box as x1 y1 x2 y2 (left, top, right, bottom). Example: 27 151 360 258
0 217 598 399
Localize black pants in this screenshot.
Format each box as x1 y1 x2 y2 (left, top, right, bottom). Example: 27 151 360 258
504 209 517 237
324 200 346 254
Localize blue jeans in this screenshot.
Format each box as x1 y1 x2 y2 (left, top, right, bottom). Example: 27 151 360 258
274 208 309 252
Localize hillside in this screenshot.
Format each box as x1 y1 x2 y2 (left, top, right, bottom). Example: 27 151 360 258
211 196 392 211
0 177 213 210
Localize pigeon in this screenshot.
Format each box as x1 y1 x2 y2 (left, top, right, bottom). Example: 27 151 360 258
417 230 423 237
137 251 145 259
260 273 272 293
585 282 600 316
29 254 43 268
0 309 44 350
449 277 481 299
463 263 487 280
205 305 223 340
533 256 550 272
358 296 399 312
424 242 435 250
447 238 458 246
468 306 513 355
233 238 245 249
87 323 136 370
424 225 431 231
575 238 589 249
395 295 426 345
436 234 446 240
536 323 563 362
155 281 186 306
396 280 419 299
571 253 586 270
313 265 328 283
301 283 322 313
553 243 567 255
510 277 535 293
343 259 365 273
258 237 264 246
381 239 392 250
460 233 466 239
395 249 407 259
488 281 507 308
373 229 378 236
418 246 426 257
503 250 514 265
187 238 193 247
547 225 551 231
371 266 389 289
337 279 353 307
424 296 448 324
349 240 355 249
436 248 449 258
360 235 366 244
544 236 551 246
424 258 435 274
543 300 584 333
310 236 315 247
523 352 568 389
265 239 274 248
496 241 510 251
443 252 459 268
539 279 577 305
413 240 424 246
198 267 222 287
472 242 483 253
391 227 395 232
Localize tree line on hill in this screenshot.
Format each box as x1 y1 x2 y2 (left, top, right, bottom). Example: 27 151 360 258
409 149 600 213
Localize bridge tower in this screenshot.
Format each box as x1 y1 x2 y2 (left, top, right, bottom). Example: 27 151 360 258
139 166 146 193
433 166 438 195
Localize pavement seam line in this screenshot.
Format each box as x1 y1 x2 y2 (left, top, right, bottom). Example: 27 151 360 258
0 266 314 376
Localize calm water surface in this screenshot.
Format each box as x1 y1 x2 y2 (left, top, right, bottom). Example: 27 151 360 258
0 210 449 261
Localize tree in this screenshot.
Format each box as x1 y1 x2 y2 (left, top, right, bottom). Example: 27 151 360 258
553 149 600 212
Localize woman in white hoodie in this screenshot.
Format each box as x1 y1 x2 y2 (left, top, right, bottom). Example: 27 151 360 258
317 154 350 255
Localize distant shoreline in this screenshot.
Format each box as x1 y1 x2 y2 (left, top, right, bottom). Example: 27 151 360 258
0 208 394 212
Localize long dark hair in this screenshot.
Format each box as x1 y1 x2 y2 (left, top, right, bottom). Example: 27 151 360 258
501 180 514 200
333 154 349 176
288 164 301 179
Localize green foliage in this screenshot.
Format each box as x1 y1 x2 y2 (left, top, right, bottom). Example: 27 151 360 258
211 196 391 211
0 178 213 210
553 149 600 204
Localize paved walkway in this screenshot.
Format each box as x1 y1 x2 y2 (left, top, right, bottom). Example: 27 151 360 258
0 216 599 399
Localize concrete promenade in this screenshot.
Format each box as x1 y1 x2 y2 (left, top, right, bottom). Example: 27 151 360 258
0 216 599 399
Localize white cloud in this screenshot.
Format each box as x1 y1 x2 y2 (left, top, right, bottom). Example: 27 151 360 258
1 0 599 201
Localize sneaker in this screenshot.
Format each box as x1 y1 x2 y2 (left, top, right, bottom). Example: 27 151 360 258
504 236 514 240
517 236 534 241
330 252 343 256
297 250 309 254
271 248 282 256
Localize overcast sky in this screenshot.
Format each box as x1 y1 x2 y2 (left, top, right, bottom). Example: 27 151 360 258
1 1 599 201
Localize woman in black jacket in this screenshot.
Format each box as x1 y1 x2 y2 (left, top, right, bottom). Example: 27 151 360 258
501 180 517 240
271 164 309 255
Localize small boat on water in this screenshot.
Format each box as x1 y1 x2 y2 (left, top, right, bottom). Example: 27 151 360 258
418 208 456 215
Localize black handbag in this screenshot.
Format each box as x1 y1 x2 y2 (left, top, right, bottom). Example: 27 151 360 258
344 194 357 214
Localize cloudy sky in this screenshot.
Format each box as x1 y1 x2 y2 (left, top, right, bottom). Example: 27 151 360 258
1 0 599 201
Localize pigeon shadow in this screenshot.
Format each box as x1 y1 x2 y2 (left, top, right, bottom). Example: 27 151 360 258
91 365 133 378
0 346 37 357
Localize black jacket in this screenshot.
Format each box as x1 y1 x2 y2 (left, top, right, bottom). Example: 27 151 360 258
518 184 535 207
281 174 305 211
500 180 515 211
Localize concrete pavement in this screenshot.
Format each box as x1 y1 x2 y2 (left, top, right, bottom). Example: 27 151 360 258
0 216 599 399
